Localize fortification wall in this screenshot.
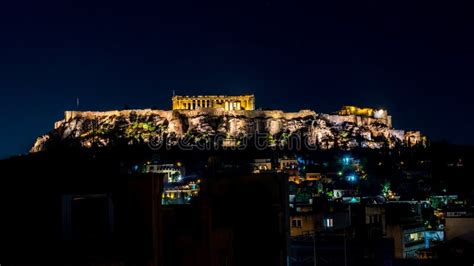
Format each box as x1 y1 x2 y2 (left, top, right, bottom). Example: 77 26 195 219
64 110 173 122
64 109 316 121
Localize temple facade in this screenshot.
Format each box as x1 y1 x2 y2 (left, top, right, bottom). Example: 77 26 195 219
172 94 255 111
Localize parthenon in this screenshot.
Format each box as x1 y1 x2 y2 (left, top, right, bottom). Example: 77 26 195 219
172 94 255 111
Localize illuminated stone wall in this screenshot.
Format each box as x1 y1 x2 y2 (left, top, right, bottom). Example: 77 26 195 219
338 106 392 127
31 106 424 153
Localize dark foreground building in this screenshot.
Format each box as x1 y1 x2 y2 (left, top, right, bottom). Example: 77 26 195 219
0 148 289 266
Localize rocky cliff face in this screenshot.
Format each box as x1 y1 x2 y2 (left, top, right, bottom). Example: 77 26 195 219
30 109 423 152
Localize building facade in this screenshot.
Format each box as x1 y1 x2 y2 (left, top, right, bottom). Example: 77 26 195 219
172 94 255 111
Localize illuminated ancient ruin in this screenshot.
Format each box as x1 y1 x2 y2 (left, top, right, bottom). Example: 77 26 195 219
338 106 392 127
31 95 425 152
172 94 255 111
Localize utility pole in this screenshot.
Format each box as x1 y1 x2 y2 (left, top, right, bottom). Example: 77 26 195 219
344 228 347 266
313 231 317 266
344 204 352 266
151 173 164 266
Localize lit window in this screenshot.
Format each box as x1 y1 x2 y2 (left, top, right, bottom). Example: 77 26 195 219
406 232 424 242
292 219 302 228
324 218 333 229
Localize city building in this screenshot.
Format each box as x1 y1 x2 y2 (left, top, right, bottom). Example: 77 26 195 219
0 150 289 266
249 158 273 173
278 158 298 171
290 205 314 237
386 223 426 259
384 203 427 259
144 162 184 183
445 212 474 241
305 172 321 181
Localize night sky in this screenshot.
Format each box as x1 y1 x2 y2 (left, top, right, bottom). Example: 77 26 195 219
0 0 473 158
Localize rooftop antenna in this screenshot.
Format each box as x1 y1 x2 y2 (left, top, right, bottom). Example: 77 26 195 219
172 89 176 97
76 97 80 109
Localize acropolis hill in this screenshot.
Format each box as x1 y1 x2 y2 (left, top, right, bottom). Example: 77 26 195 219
31 95 424 152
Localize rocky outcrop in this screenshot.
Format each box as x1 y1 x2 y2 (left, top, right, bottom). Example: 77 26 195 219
31 108 423 152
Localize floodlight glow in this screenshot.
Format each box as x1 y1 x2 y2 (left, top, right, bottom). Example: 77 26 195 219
342 156 351 165
347 175 357 182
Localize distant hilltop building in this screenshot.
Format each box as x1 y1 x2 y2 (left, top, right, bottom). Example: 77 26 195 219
172 94 255 111
336 105 392 128
32 94 425 153
339 106 389 120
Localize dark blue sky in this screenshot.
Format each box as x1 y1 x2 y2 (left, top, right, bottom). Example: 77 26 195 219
0 0 473 158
